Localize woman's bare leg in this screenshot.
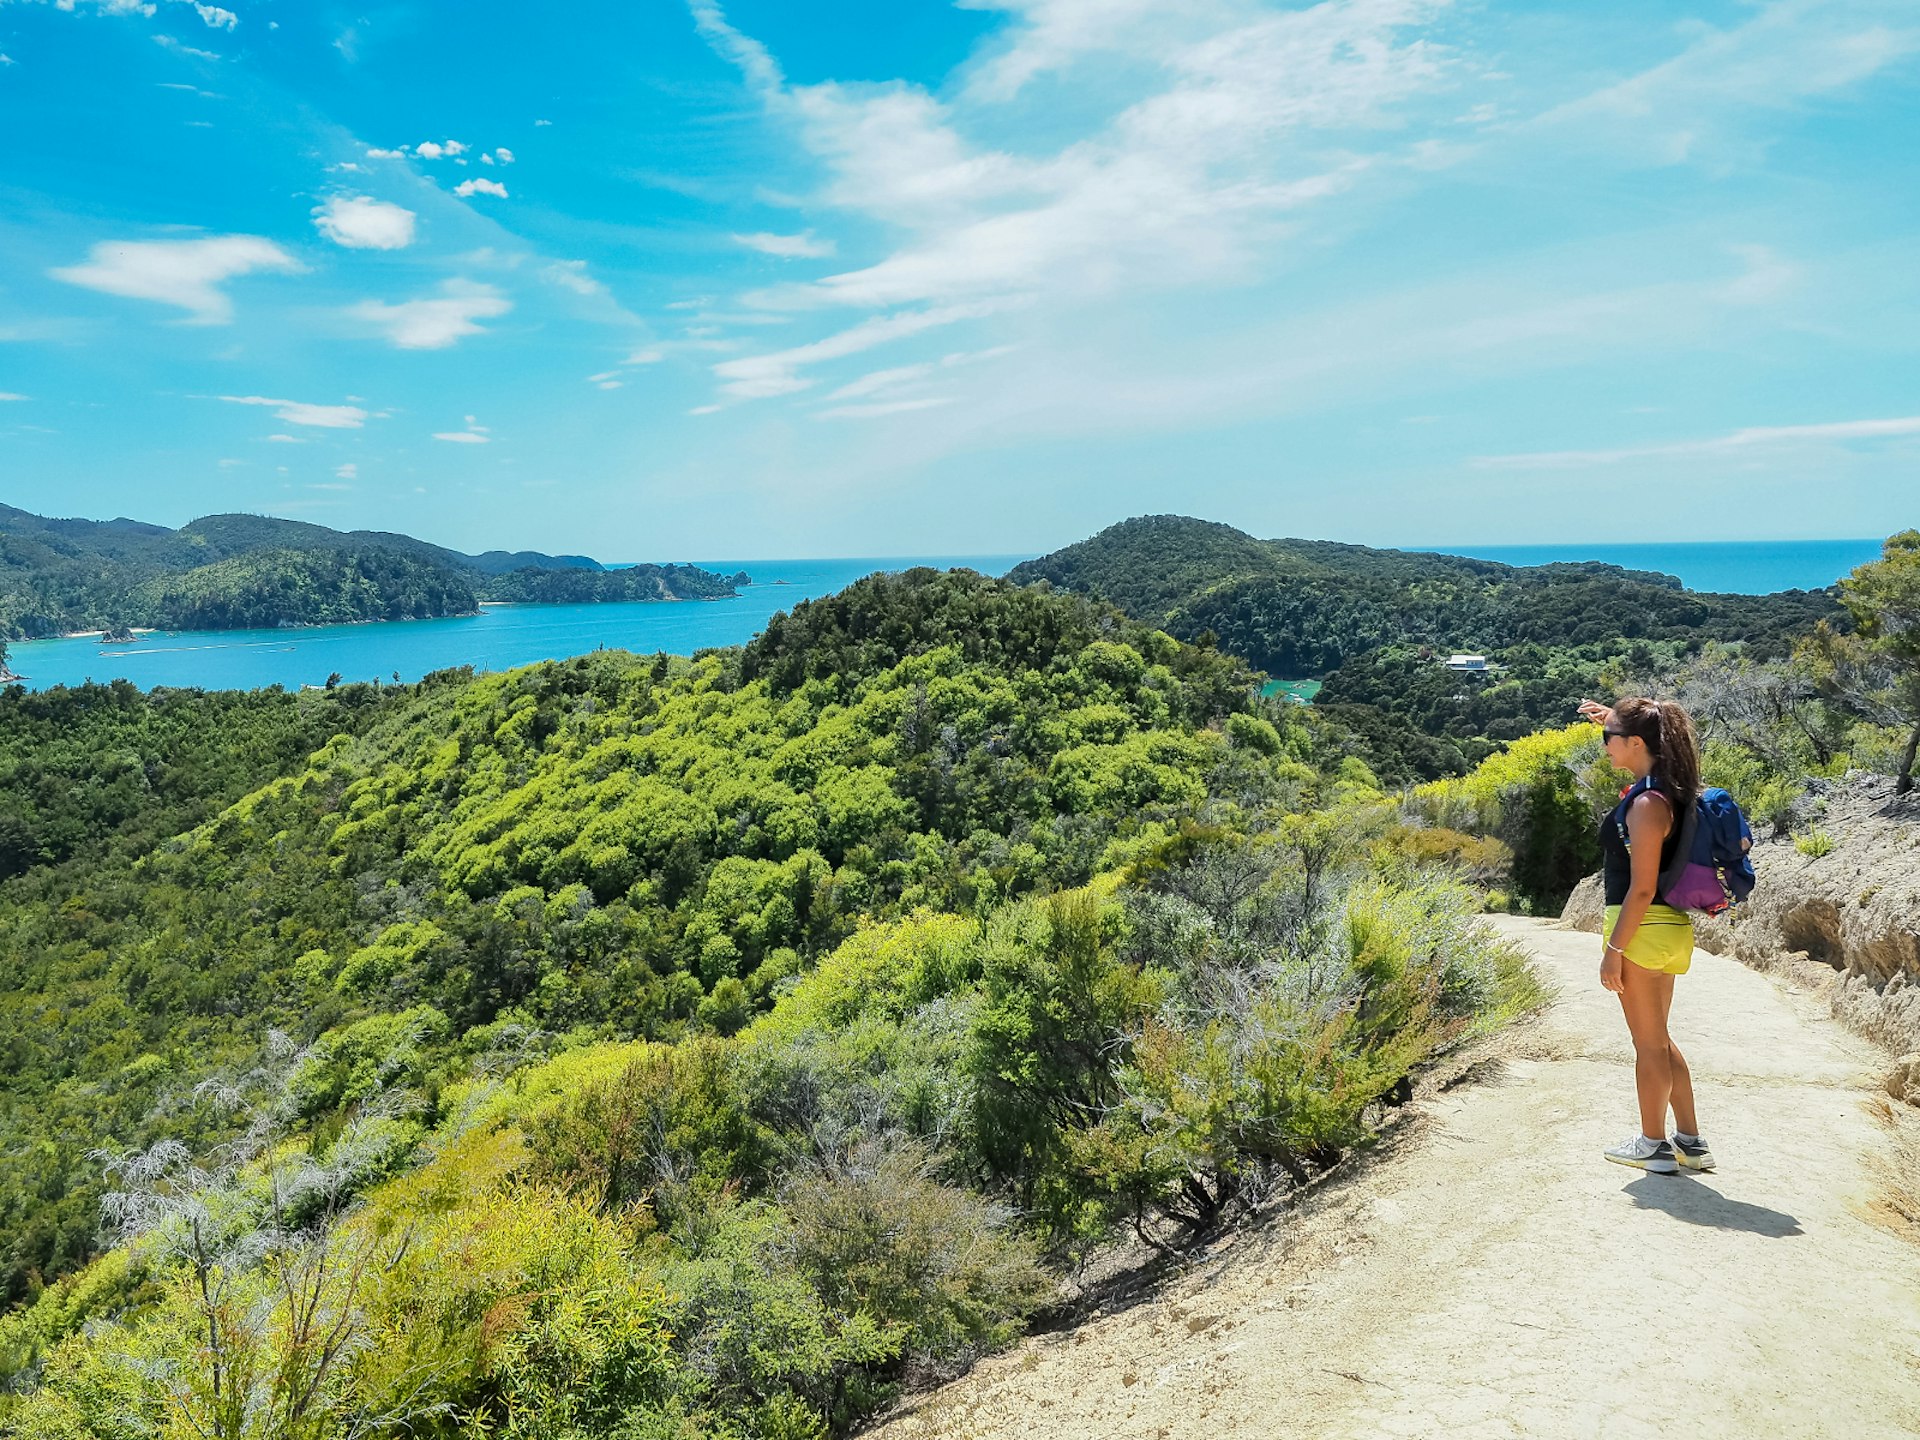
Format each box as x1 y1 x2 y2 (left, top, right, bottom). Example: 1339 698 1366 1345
1616 964 1679 1139
1657 976 1700 1137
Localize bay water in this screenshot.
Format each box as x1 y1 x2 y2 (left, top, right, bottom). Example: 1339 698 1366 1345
6 556 1027 694
4 539 1883 693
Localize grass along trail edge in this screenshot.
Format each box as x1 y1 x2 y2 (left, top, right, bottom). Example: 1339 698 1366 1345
869 916 1920 1440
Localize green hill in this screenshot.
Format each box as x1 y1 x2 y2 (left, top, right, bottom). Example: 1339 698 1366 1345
0 569 1537 1438
1011 516 1843 781
0 504 739 639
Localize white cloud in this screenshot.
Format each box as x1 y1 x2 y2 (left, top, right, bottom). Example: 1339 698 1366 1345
192 3 237 29
541 259 604 296
1540 1 1920 166
434 417 491 444
348 279 511 350
734 229 836 258
824 362 934 402
366 146 407 159
480 152 494 165
414 139 468 159
495 146 515 163
1475 416 1920 470
0 53 15 66
455 177 509 199
626 348 665 365
265 433 303 443
312 194 417 250
334 462 358 480
956 0 1172 102
0 392 26 401
691 0 1452 411
534 119 552 126
152 34 219 60
817 397 954 420
50 235 301 323
217 395 368 429
712 303 995 398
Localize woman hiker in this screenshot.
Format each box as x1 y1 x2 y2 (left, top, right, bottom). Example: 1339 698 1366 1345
1577 696 1716 1176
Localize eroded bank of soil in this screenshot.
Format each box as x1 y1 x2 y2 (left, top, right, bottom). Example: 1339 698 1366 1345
871 917 1920 1440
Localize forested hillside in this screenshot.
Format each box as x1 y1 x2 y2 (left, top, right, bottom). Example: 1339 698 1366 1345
0 504 739 638
1013 516 1842 781
0 569 1537 1438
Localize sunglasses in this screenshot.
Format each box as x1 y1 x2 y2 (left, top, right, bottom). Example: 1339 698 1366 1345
1602 728 1629 742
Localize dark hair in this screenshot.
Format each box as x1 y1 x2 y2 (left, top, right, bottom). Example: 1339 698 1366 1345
1612 696 1700 807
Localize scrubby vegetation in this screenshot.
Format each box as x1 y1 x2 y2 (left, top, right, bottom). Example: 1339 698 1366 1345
0 505 737 639
0 569 1537 1438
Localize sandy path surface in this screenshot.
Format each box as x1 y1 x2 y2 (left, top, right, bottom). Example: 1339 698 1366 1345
872 917 1920 1439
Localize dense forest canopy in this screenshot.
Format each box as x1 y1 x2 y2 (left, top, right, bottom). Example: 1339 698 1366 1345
0 569 1254 1301
1013 516 1844 782
0 504 741 639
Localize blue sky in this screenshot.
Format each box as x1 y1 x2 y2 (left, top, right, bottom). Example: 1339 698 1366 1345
1 0 1917 561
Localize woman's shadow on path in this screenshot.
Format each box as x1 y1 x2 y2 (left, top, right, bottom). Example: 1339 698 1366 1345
1623 1174 1804 1237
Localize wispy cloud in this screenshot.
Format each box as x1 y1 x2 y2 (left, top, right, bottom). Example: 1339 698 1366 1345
433 415 492 443
1475 416 1920 470
1538 0 1920 165
541 260 605 297
733 230 836 258
817 397 954 421
711 303 996 398
312 195 416 250
692 0 1451 411
217 395 368 429
0 392 26 402
333 462 358 480
348 280 511 350
50 235 301 323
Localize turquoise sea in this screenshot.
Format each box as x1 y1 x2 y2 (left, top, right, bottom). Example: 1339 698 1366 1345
1427 538 1884 595
5 556 1029 694
3 539 1884 693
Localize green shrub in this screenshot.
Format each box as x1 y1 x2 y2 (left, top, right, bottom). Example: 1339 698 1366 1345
1794 830 1836 858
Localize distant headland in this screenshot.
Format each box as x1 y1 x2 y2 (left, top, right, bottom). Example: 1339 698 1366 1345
0 503 748 641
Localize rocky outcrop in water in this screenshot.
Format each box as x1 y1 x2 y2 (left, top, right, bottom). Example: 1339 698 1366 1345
1562 774 1920 1052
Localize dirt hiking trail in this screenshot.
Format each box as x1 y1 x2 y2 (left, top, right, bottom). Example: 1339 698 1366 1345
873 917 1920 1440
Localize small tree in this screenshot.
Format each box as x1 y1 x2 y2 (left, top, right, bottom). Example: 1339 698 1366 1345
1809 531 1920 793
94 1032 436 1440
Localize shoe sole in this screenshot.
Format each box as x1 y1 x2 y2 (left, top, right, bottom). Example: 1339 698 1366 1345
1675 1155 1716 1172
1604 1152 1679 1174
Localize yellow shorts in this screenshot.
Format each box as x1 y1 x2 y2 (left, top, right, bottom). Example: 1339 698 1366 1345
1605 904 1694 976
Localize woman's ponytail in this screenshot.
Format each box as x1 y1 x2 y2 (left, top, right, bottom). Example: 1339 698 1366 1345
1655 699 1701 806
1611 696 1701 806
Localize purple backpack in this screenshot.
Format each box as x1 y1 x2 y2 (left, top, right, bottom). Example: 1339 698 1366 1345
1616 779 1756 915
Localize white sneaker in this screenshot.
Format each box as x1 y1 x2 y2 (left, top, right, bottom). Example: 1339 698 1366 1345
1603 1134 1678 1173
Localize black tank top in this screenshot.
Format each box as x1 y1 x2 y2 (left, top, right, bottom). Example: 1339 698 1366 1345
1599 776 1683 906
